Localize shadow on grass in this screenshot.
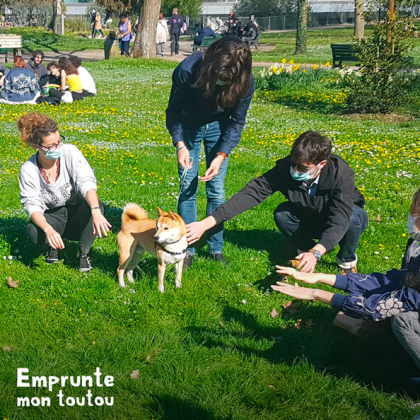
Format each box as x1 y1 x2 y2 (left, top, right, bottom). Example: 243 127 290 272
186 304 418 395
0 204 123 274
147 394 231 420
271 90 345 115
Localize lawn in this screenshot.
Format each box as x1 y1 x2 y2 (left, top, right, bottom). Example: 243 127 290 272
256 27 420 67
0 27 104 54
0 57 420 419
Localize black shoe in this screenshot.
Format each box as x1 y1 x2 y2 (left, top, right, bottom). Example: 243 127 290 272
183 253 194 269
79 252 92 273
46 247 59 264
211 253 227 264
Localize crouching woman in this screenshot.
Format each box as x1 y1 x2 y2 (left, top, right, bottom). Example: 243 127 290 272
18 113 111 272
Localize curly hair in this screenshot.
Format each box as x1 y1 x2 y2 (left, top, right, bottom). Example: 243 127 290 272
14 56 26 68
411 189 420 214
192 37 252 110
32 50 45 59
58 57 79 76
17 113 59 147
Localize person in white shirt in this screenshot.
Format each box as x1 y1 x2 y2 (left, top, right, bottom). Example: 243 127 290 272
69 56 97 97
156 12 169 56
18 113 111 272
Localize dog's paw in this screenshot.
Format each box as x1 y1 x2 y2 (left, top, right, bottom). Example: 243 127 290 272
175 280 182 288
119 281 127 288
158 285 165 293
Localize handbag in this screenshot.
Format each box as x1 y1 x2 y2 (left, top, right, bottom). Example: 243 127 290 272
61 91 73 103
181 22 187 34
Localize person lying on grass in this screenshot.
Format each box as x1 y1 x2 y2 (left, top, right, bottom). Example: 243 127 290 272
18 112 111 272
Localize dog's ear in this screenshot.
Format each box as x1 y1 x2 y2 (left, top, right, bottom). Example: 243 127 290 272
168 211 176 220
157 207 164 217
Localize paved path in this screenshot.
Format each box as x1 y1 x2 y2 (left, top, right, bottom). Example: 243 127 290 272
18 39 277 67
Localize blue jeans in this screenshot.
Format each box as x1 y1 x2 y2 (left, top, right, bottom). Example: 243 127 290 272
178 121 229 255
273 202 368 266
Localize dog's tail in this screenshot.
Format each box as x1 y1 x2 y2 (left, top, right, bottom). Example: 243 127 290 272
122 203 148 225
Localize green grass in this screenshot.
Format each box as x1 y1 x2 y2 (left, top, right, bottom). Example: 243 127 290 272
256 27 420 66
0 58 420 419
0 27 104 53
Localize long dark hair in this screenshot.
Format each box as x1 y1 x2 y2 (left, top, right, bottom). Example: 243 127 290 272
405 269 420 292
58 57 79 76
193 37 252 109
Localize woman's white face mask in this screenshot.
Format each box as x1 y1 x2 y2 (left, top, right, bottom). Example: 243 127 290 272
407 214 420 241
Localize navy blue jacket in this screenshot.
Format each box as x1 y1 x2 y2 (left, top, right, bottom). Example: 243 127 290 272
169 14 184 35
196 26 216 45
331 253 420 321
166 53 255 156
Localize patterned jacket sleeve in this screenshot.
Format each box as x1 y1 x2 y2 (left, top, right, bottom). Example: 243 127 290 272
334 269 406 294
331 287 420 322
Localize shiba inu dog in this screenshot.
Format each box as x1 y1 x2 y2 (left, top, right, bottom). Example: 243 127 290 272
117 204 188 292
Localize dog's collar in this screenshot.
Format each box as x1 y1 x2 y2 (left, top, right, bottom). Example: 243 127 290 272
155 242 187 256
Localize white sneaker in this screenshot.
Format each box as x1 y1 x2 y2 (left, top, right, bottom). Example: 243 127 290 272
88 35 92 39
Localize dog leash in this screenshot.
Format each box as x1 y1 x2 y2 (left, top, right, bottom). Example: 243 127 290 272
176 157 193 209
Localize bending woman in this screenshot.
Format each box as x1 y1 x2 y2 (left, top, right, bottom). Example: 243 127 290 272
18 113 111 272
166 37 255 269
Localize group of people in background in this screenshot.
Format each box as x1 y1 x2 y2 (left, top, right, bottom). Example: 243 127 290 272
0 50 96 104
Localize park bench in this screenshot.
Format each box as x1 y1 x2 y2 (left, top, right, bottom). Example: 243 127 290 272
184 27 198 40
0 34 22 63
192 35 221 52
331 44 359 68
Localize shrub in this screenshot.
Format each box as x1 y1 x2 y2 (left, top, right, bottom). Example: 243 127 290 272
343 15 415 113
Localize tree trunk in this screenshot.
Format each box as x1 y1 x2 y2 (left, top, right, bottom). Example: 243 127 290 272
52 0 61 34
131 0 161 58
354 0 365 39
295 0 307 55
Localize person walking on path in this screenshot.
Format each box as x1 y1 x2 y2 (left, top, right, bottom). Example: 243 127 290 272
166 37 255 269
89 9 97 38
18 113 111 272
116 14 133 56
156 12 169 56
169 8 184 56
187 131 368 274
94 11 104 38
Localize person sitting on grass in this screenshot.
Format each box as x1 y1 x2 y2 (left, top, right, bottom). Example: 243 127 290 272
25 50 48 81
273 187 420 379
187 131 368 274
49 57 84 102
18 113 112 272
39 61 62 89
68 56 97 97
1 56 39 102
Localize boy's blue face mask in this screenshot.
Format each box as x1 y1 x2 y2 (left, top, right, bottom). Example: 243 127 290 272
289 164 320 182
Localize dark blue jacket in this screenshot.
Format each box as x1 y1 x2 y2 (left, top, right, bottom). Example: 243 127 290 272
196 26 216 45
331 254 420 321
169 14 184 35
166 53 255 156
